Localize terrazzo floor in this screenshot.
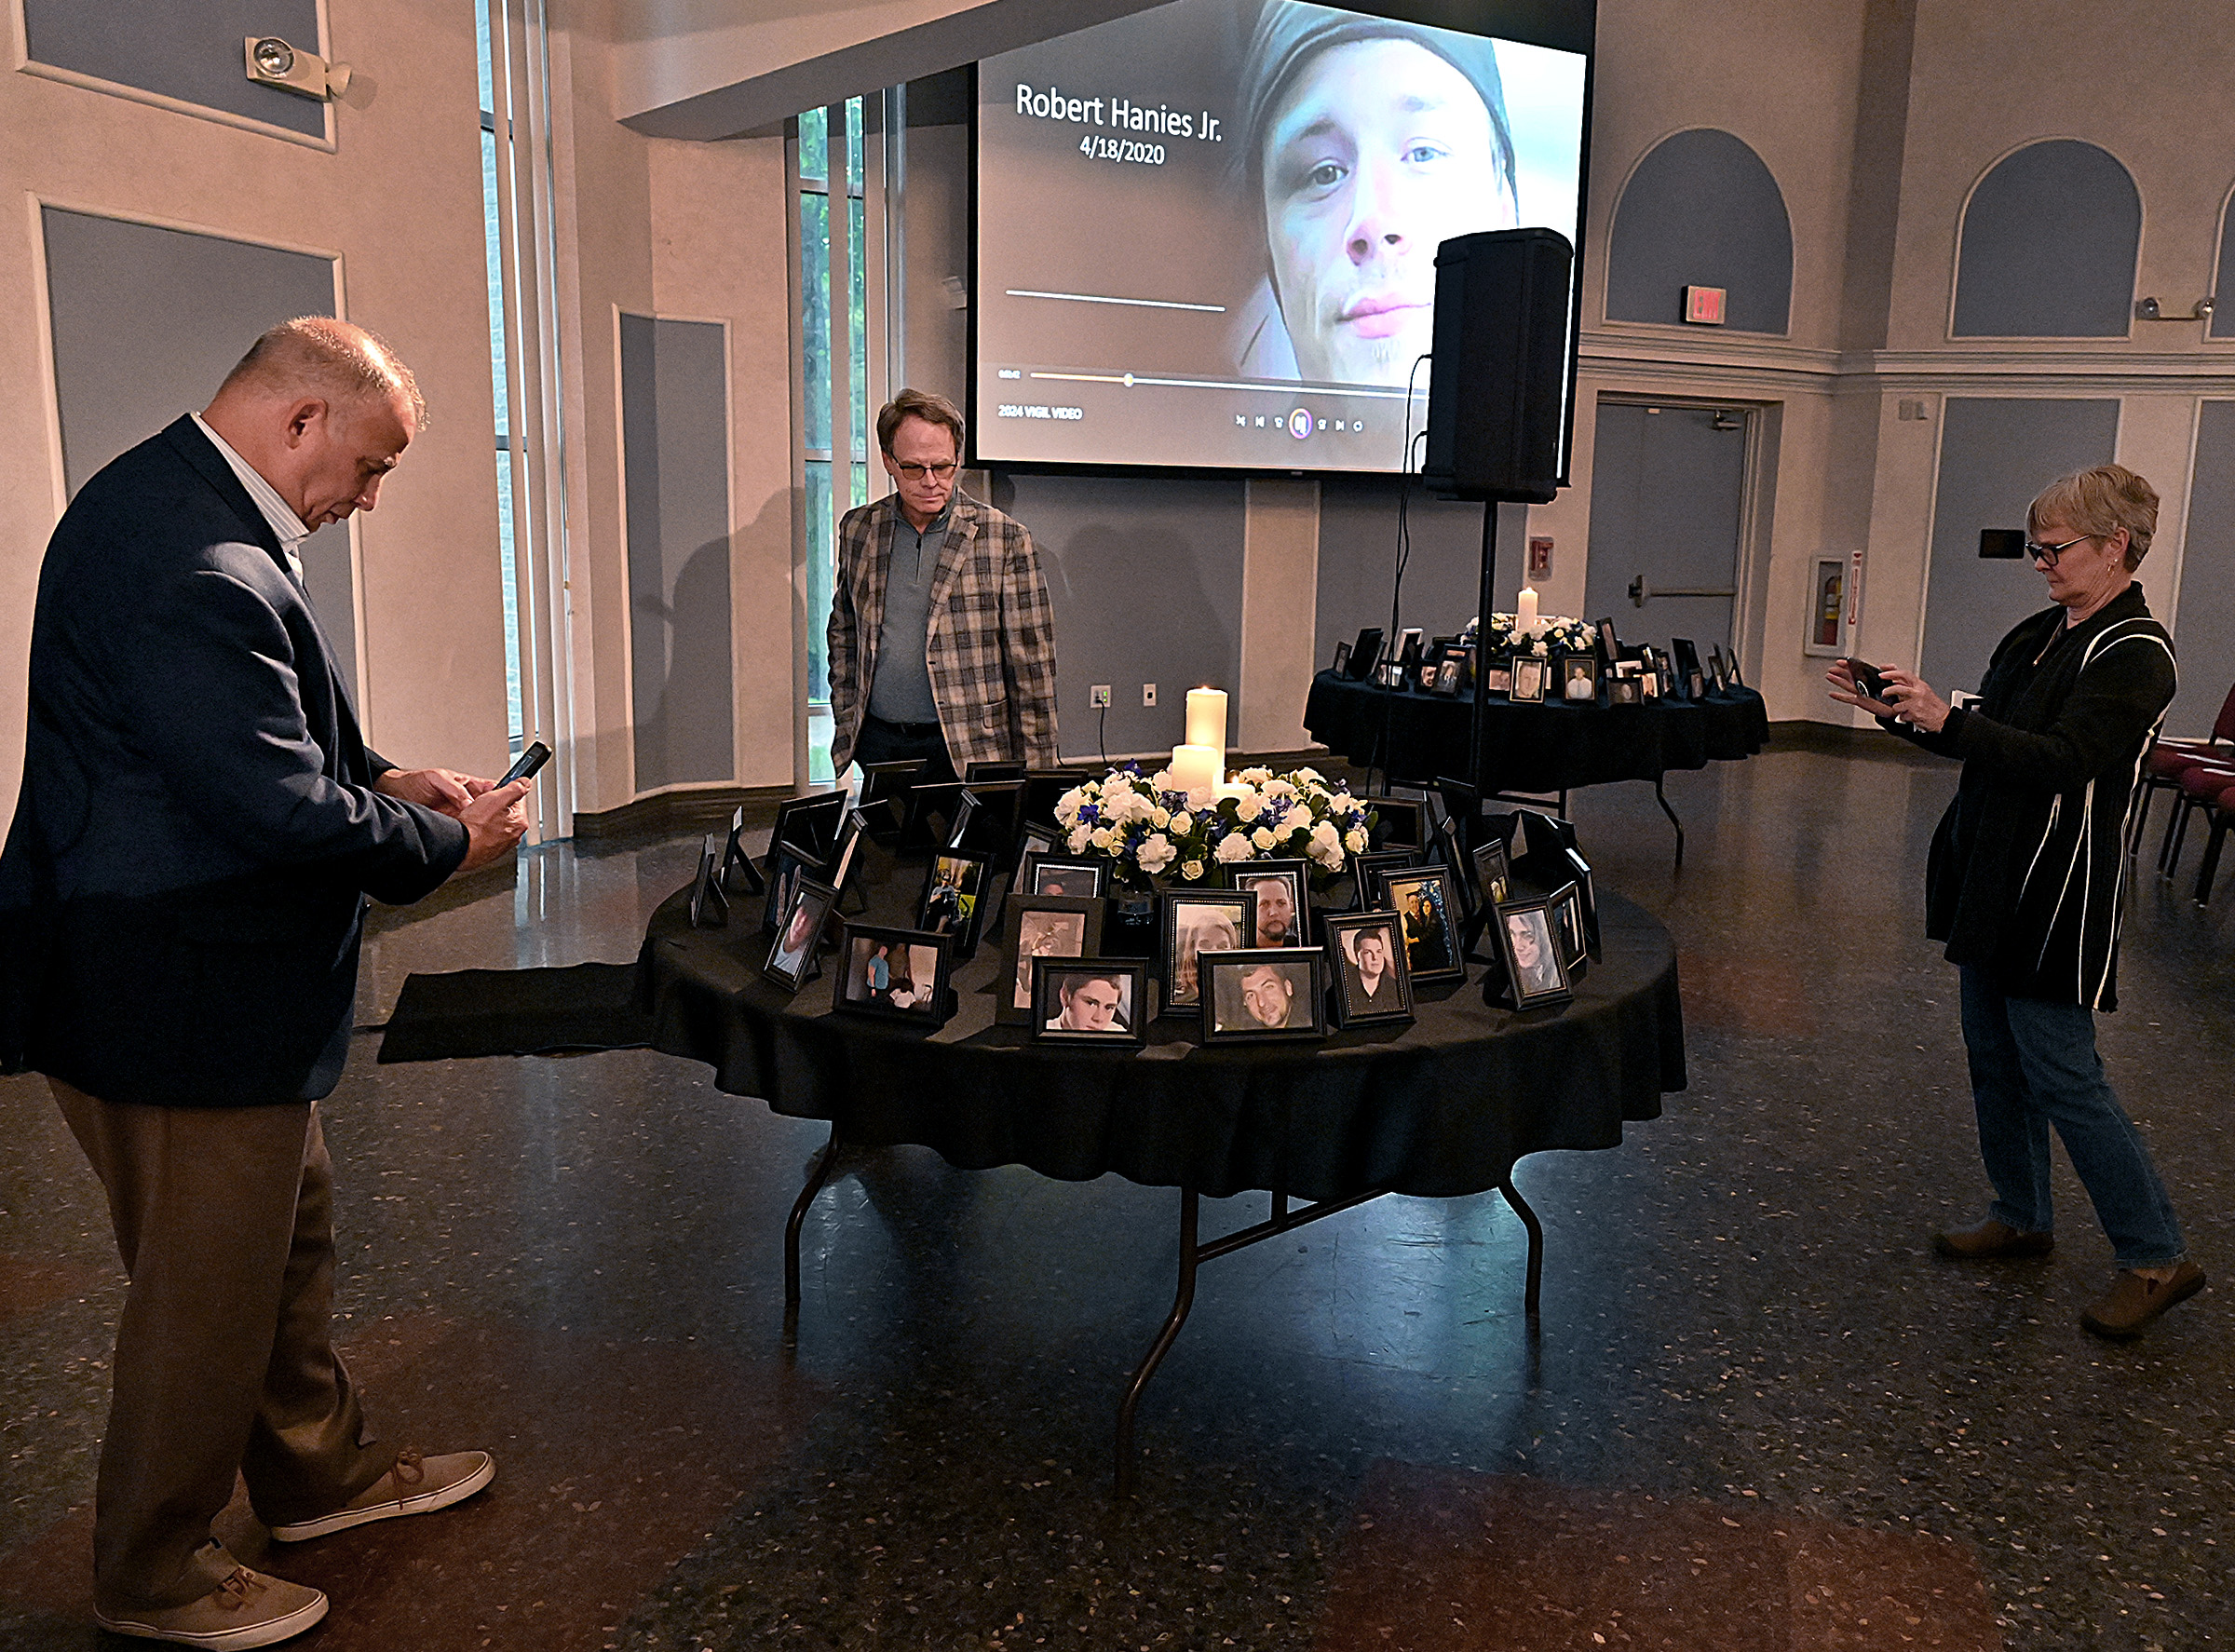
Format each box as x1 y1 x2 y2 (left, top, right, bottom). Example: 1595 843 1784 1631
2 733 2230 1649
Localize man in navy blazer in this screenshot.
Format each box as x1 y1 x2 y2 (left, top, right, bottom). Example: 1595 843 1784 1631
0 319 530 1648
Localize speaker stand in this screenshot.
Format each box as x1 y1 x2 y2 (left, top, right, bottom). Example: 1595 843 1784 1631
1469 498 1500 798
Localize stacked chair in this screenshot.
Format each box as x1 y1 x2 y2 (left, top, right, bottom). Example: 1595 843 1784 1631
2144 681 2235 900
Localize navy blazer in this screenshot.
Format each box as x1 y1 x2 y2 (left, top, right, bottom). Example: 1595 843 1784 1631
0 417 468 1104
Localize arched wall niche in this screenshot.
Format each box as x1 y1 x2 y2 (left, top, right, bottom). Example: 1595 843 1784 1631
1605 129 1793 334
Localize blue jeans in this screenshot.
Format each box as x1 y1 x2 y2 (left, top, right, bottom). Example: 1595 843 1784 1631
1957 966 2185 1266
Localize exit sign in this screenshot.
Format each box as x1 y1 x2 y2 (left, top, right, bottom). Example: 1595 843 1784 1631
1683 285 1727 325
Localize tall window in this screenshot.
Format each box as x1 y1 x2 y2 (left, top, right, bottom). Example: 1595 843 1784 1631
798 101 869 781
477 7 525 752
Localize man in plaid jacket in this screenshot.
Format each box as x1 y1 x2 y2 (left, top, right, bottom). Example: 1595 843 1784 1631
827 388 1061 779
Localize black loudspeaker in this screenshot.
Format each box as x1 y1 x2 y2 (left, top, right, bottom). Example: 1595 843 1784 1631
1422 228 1575 504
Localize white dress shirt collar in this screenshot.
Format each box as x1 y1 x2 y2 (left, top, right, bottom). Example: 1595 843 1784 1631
191 413 312 586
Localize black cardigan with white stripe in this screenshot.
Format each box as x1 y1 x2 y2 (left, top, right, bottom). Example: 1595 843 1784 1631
1893 583 2174 1009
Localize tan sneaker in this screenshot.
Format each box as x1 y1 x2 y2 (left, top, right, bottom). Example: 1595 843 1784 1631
2079 1261 2206 1339
268 1447 496 1542
95 1565 327 1649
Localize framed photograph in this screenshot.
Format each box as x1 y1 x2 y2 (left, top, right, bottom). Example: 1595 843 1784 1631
1510 653 1547 703
1348 846 1423 909
1032 957 1147 1047
1672 639 1703 700
1430 656 1463 697
1471 839 1511 906
1640 670 1661 701
1708 646 1730 693
833 926 954 1027
1727 652 1746 690
1326 912 1415 1028
1564 845 1600 956
827 807 871 898
1332 639 1352 676
916 852 992 956
1380 865 1466 985
1546 879 1588 976
721 806 765 897
1022 852 1109 900
1158 889 1256 1017
1012 822 1060 893
1484 663 1512 696
762 844 821 933
773 792 847 863
901 779 968 847
1375 660 1405 688
1559 652 1600 702
1200 949 1327 1043
765 877 836 992
1359 794 1425 850
1023 767 1098 831
1430 807 1474 919
965 759 1029 782
688 833 727 928
1593 616 1621 669
856 760 926 838
1397 628 1425 675
1607 677 1643 705
1230 860 1309 947
998 894 1104 1025
1490 897 1572 1010
952 780 1026 860
1346 627 1385 681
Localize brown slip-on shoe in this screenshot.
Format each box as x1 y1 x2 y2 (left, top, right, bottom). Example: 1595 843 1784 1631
269 1447 495 1542
95 1565 327 1649
1933 1219 2054 1260
2080 1260 2206 1339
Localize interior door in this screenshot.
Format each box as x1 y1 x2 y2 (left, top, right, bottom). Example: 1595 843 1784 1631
1583 402 1748 657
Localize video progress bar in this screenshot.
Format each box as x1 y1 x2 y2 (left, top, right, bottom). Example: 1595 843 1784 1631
1005 289 1226 313
1029 370 1423 401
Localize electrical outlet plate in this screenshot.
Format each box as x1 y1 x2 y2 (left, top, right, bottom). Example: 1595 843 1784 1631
1090 684 1112 708
1142 684 1158 707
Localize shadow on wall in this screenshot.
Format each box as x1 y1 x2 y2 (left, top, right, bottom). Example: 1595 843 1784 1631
632 532 735 792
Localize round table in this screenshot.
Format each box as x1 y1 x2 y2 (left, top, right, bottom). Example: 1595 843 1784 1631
637 843 1685 1491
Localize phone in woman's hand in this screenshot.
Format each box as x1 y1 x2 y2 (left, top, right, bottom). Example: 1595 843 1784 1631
1844 658 1894 703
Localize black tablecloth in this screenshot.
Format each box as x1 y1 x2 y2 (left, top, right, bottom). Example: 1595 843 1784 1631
635 846 1683 1203
1304 670 1769 792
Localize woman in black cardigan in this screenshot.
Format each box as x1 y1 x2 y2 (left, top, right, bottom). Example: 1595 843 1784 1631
1829 465 2201 1340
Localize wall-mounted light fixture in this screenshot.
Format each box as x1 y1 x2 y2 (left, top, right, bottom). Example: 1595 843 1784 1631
244 36 352 101
2134 296 2215 321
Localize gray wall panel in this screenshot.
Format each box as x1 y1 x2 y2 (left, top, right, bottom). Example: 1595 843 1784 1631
25 0 325 137
622 314 735 792
1954 142 2138 338
995 474 1244 762
2169 401 2235 733
1605 129 1793 333
1315 478 1488 670
1919 398 2120 695
40 207 357 696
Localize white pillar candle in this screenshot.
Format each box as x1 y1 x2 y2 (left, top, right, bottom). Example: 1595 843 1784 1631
1170 743 1220 798
1517 586 1540 635
1185 686 1227 751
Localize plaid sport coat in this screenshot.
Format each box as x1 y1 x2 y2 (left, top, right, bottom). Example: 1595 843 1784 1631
827 489 1061 774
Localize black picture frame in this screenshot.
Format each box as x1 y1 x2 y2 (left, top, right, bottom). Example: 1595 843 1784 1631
833 926 954 1027
1200 948 1327 1043
1021 852 1109 900
1546 879 1588 977
1607 676 1643 705
1228 859 1310 947
765 876 836 992
952 779 1027 860
856 760 927 838
1346 628 1385 681
1564 845 1600 956
721 806 766 897
1032 957 1148 1047
1510 653 1548 703
1489 897 1573 1010
998 894 1105 1025
1332 639 1352 675
1012 823 1060 892
1431 807 1475 920
916 851 993 957
1158 889 1256 1017
1379 865 1466 985
773 792 847 863
688 833 727 928
1326 911 1415 1028
1429 655 1463 697
1396 628 1425 678
762 844 822 933
1593 616 1621 669
1348 846 1423 909
1558 651 1600 703
1672 638 1703 700
1359 794 1426 850
1022 766 1099 832
901 779 968 848
1484 660 1512 696
965 759 1029 782
1471 839 1512 907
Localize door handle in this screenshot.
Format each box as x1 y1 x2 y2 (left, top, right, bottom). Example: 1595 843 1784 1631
1629 575 1739 608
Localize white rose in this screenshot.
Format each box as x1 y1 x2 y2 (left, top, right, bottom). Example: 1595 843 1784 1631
1136 833 1177 875
1239 766 1272 785
1090 827 1117 850
1067 825 1092 854
1311 820 1340 851
1284 814 1310 837
1252 826 1275 851
1265 779 1297 799
1213 833 1254 863
1294 766 1323 785
1234 794 1263 823
1181 860 1205 881
1307 836 1340 868
1345 827 1368 853
1056 788 1085 826
1151 807 1171 829
1170 812 1193 836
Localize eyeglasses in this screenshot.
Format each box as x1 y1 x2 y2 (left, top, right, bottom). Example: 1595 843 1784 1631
2025 535 2093 566
893 460 958 481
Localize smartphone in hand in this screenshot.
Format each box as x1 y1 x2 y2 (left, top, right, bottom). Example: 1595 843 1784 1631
499 741 552 786
1843 658 1895 704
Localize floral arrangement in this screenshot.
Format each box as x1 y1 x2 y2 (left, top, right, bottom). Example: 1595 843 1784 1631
1461 613 1595 658
1055 765 1373 888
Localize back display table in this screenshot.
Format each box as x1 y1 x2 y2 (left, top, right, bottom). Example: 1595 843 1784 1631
636 841 1685 1492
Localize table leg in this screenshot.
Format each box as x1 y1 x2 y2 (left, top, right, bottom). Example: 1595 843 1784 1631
1654 775 1686 871
1497 1175 1544 1320
1116 1185 1201 1498
784 1123 847 1336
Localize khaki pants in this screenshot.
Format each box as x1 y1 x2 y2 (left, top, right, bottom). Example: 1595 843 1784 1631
52 1080 396 1612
